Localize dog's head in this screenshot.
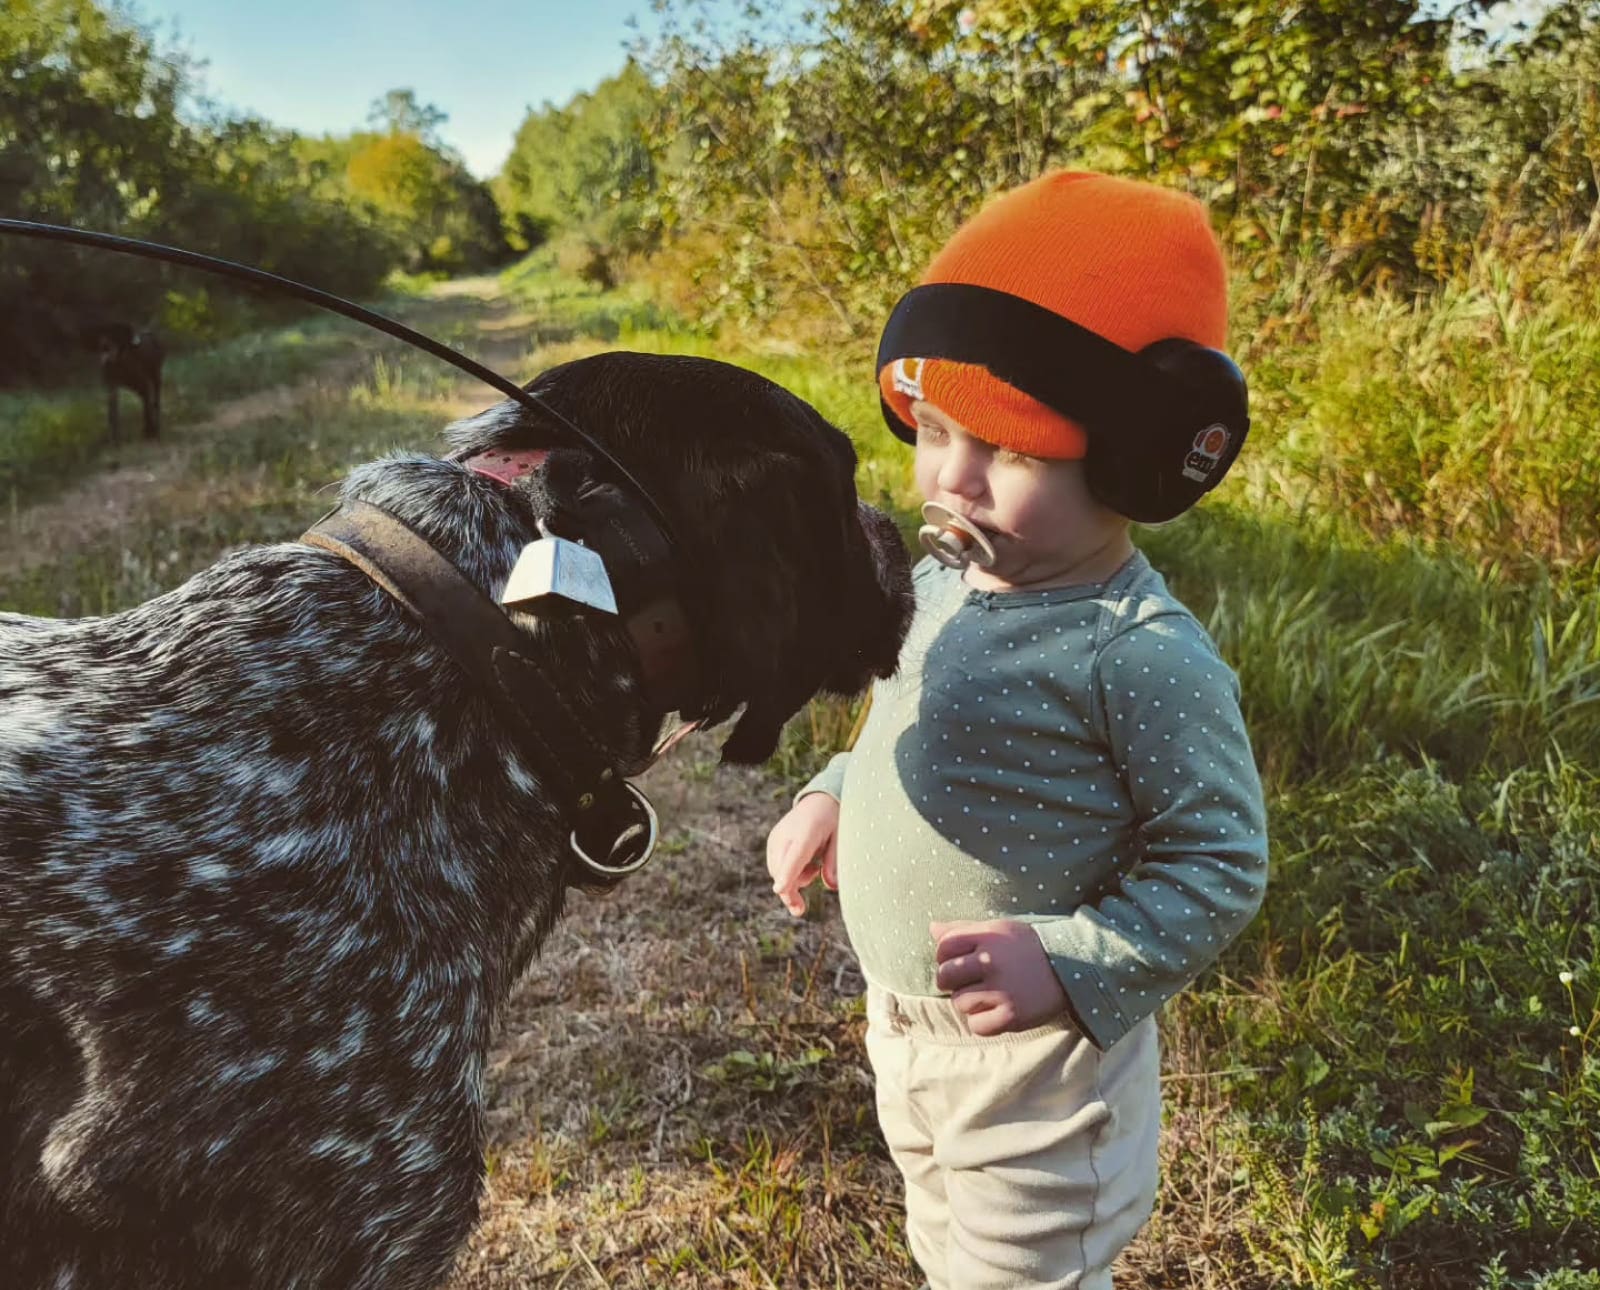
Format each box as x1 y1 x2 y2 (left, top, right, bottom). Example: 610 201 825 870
81 320 133 362
445 351 914 763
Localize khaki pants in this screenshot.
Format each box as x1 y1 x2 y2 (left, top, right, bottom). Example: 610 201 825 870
864 982 1160 1290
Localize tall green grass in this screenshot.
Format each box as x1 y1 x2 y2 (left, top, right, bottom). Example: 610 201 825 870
512 249 1600 1283
1234 264 1600 576
583 307 1600 801
1142 511 1600 787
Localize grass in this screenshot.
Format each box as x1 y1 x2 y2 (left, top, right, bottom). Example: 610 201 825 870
0 311 375 509
1204 755 1600 1282
2 252 1596 1287
1227 262 1600 578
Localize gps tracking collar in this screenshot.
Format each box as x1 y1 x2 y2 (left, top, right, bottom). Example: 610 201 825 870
877 282 1251 528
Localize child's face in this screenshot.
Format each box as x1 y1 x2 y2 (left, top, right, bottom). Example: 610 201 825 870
910 400 1130 591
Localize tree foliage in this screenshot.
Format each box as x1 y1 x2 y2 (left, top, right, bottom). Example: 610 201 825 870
495 60 660 277
0 4 505 385
636 0 1599 335
338 90 506 272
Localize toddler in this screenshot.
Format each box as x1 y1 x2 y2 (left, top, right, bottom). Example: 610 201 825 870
765 171 1269 1290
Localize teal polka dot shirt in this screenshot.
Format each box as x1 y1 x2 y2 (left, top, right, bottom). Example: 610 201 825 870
801 551 1268 1051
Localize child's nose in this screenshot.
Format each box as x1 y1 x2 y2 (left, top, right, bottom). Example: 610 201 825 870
937 443 987 499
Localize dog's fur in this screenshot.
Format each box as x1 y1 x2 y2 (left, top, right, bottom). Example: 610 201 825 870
89 322 164 443
0 351 913 1289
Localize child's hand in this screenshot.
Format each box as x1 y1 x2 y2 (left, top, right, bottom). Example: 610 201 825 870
930 920 1071 1037
765 793 841 916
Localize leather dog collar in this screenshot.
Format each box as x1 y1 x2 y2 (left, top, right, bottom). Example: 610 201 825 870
303 500 659 883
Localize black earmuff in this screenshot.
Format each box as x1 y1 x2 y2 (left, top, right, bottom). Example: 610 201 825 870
876 283 1250 524
1082 337 1249 524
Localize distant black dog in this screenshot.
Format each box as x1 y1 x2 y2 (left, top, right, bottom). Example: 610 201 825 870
88 322 164 442
0 351 913 1289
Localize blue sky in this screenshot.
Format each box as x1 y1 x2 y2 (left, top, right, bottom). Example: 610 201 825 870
131 0 661 179
131 0 1554 181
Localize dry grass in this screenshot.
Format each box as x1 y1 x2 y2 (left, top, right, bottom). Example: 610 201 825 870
3 273 1279 1288
442 749 921 1289
442 744 1268 1289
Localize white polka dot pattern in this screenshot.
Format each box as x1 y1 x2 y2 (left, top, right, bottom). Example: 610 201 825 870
799 554 1269 1051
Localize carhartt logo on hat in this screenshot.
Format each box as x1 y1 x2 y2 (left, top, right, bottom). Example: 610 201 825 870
877 170 1229 460
891 357 926 402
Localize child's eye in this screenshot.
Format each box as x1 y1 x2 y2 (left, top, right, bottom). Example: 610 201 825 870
996 447 1037 466
915 422 947 444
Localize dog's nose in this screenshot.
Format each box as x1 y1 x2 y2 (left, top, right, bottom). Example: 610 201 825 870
851 501 915 675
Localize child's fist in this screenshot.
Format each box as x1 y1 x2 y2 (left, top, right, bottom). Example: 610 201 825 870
930 919 1071 1036
765 793 841 917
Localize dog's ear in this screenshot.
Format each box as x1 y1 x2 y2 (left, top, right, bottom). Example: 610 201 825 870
508 447 592 534
498 438 813 766
821 501 914 692
717 690 811 766
716 505 912 764
667 448 845 765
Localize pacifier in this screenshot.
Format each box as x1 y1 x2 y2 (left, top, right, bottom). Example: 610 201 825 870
918 502 997 570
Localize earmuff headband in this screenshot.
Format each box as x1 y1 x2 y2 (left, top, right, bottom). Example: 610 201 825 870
875 282 1179 444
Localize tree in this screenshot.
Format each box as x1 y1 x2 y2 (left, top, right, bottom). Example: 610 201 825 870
366 89 449 147
496 60 660 259
636 0 1581 337
345 126 507 273
0 4 444 384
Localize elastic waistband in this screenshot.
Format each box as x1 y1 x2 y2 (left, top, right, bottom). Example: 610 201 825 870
865 977 1081 1047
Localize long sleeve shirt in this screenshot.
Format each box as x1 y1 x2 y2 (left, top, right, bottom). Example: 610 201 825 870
801 551 1268 1051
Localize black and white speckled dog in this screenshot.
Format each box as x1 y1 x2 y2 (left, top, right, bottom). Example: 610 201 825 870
0 350 913 1289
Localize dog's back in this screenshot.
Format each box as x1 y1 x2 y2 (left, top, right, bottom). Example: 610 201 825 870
0 556 547 1288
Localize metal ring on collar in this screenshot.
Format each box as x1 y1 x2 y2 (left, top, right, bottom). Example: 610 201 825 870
568 781 660 877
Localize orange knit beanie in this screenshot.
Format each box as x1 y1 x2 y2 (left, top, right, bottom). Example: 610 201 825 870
878 170 1230 459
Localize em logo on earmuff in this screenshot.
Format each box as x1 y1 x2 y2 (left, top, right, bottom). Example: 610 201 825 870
1182 424 1230 484
892 357 926 401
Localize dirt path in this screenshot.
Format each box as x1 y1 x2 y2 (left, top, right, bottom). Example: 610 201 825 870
1 370 360 586
0 278 548 589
